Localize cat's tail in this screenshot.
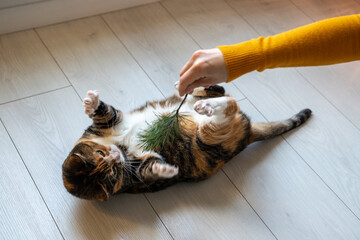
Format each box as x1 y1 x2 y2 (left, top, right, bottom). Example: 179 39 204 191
249 109 312 144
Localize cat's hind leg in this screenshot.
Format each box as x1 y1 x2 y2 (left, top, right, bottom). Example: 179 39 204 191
185 96 250 177
194 96 238 124
191 96 251 154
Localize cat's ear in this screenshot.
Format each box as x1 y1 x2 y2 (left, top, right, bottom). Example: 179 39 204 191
63 154 86 174
94 183 109 202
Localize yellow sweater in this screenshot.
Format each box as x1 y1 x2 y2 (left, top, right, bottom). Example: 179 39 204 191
217 14 360 82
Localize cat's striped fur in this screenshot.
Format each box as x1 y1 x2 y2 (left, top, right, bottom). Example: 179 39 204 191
62 85 312 201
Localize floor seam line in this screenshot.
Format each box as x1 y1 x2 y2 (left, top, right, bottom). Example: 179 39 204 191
0 119 66 240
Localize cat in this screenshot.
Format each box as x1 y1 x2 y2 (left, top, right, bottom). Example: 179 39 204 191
62 84 312 201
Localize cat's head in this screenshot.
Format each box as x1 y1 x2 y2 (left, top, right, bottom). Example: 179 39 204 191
62 141 124 201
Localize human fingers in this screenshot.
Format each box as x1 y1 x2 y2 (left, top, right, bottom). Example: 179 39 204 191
180 57 194 77
180 50 202 76
184 77 213 95
178 65 205 96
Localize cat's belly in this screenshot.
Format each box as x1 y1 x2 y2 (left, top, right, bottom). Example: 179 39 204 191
110 101 206 156
114 105 176 155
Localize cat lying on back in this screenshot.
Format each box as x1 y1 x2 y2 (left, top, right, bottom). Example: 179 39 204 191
62 84 311 201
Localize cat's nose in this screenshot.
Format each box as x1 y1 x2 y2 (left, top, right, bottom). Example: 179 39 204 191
112 151 120 160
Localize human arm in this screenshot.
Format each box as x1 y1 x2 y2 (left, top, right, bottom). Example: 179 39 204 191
178 14 360 96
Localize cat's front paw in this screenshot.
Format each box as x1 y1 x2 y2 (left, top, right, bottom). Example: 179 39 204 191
194 100 214 116
83 90 99 115
152 162 179 178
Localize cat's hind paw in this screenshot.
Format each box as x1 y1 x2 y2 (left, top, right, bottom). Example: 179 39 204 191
152 162 179 178
83 90 99 115
194 100 215 116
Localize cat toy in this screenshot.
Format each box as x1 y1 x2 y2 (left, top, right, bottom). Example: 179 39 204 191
139 94 189 152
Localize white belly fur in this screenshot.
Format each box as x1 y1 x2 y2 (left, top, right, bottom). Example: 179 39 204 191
92 100 206 157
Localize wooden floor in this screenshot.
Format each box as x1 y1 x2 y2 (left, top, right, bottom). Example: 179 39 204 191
1 0 360 239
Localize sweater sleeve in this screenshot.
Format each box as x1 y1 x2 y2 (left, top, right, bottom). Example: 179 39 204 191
217 14 360 82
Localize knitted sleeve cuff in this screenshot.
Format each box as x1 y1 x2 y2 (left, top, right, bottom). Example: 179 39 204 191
217 38 266 82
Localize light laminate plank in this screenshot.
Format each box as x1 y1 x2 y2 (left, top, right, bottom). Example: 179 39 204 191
291 0 360 21
224 0 312 35
103 2 245 100
237 68 360 218
0 122 63 240
162 0 257 47
0 29 69 104
0 0 46 10
297 62 360 129
0 87 172 240
36 16 162 112
224 99 360 239
0 0 158 34
146 166 275 240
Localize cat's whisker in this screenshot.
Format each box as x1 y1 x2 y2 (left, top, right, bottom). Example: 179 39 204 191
123 164 147 185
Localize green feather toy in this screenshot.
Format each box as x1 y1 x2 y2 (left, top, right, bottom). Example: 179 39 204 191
138 94 189 152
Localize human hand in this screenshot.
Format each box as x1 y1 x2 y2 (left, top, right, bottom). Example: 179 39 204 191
178 48 228 96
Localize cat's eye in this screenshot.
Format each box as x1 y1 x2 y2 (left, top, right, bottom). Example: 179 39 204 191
96 150 105 157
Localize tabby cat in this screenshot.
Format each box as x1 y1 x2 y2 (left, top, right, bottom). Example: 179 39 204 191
62 84 311 201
